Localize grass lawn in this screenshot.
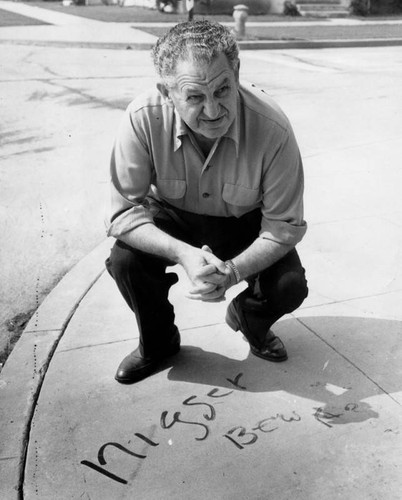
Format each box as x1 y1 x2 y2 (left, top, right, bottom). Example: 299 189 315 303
140 22 402 39
12 1 402 25
25 1 323 23
2 1 401 33
0 7 49 26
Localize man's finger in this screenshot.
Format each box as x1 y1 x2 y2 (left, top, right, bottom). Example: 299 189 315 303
200 245 227 274
201 272 227 285
186 292 226 302
197 264 220 278
204 254 227 274
188 281 217 295
201 245 213 253
186 285 226 302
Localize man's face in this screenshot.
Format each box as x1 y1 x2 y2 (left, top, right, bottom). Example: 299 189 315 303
162 53 239 140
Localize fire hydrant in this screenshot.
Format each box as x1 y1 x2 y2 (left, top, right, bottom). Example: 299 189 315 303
233 4 249 39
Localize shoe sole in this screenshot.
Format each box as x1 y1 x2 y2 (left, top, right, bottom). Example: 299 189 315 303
250 345 288 362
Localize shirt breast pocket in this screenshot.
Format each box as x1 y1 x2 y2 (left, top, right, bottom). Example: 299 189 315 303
222 183 261 207
157 179 187 200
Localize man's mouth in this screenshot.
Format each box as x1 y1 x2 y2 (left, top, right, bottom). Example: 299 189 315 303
204 115 225 125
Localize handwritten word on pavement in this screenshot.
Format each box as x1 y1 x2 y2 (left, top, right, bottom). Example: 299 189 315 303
81 373 244 484
81 373 361 486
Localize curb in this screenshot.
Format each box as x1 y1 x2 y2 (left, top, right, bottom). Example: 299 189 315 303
0 38 155 50
237 37 402 50
1 37 402 50
0 238 113 500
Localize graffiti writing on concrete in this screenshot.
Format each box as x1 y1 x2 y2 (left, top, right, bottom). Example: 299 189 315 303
223 411 302 450
81 434 158 484
81 372 245 484
313 402 360 428
81 372 361 485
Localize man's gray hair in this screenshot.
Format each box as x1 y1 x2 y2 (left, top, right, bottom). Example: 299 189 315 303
152 20 239 84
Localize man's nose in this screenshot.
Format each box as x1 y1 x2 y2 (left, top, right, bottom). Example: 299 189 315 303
203 98 220 119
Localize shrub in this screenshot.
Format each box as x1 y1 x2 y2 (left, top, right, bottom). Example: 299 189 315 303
351 0 402 14
283 0 301 15
196 0 270 15
350 0 370 15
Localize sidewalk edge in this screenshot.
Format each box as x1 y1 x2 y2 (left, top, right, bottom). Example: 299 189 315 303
1 38 402 50
0 238 113 500
237 37 402 50
0 39 155 50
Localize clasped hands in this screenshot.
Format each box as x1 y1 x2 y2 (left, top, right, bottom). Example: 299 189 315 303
180 245 237 302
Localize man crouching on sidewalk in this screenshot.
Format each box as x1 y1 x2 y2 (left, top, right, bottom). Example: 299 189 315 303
106 20 308 384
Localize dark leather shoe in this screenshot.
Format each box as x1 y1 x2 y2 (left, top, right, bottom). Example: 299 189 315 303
115 329 180 384
226 298 288 362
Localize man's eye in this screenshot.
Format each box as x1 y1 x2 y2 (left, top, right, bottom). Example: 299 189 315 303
215 86 230 97
188 95 203 103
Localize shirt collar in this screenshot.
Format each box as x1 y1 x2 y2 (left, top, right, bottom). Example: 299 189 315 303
173 108 188 151
173 93 240 156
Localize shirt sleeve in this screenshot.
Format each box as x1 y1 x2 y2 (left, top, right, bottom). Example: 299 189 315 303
259 124 307 246
106 105 155 238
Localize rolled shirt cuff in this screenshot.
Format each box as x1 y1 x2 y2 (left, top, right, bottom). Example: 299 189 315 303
107 205 308 247
259 219 307 246
106 205 154 238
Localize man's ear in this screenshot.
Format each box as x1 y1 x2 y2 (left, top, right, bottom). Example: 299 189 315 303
234 60 240 86
156 82 170 101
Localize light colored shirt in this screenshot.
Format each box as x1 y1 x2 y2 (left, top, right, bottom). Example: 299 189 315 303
107 82 307 246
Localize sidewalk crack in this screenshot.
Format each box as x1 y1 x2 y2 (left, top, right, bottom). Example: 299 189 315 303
296 317 402 408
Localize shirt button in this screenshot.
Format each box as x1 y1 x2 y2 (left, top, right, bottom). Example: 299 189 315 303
202 192 210 198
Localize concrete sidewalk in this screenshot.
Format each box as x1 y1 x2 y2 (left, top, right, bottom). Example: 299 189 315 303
1 0 402 49
2 230 402 498
0 0 157 49
1 234 402 498
1 4 402 499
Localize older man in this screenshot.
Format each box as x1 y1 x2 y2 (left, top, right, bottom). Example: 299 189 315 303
106 20 308 384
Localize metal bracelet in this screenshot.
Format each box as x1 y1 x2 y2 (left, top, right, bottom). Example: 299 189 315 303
225 260 241 284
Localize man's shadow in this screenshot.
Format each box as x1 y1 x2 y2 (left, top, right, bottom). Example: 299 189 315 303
164 316 401 427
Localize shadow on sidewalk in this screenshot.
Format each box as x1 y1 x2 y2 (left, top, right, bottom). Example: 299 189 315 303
162 315 401 428
20 300 401 497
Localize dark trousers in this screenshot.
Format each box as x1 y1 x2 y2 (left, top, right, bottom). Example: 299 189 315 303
106 205 308 357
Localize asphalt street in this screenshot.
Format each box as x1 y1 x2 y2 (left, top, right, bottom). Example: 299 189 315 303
1 41 402 369
0 45 155 363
